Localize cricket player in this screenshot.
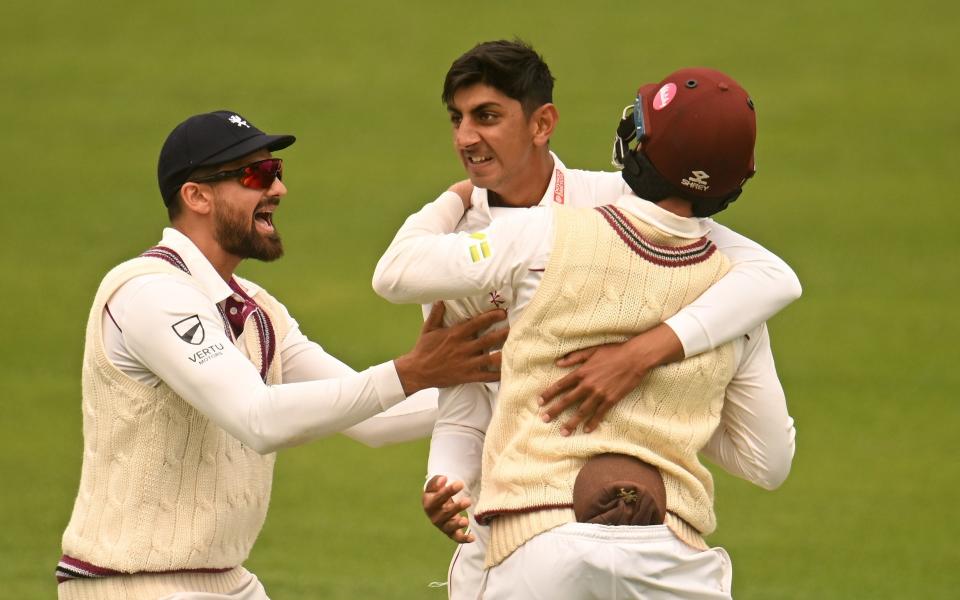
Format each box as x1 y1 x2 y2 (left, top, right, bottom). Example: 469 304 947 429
373 41 800 598
56 110 506 600
375 66 796 599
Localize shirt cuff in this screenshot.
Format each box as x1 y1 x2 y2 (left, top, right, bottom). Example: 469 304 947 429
370 361 409 409
664 311 711 358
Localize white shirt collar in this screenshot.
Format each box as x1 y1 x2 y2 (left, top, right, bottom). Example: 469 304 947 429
613 194 711 239
158 228 235 302
471 150 567 217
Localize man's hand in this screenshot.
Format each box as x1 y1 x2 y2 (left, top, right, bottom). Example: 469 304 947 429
423 475 475 543
448 180 474 211
395 302 508 395
538 323 684 435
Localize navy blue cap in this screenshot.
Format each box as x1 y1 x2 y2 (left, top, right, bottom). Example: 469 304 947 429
157 110 295 205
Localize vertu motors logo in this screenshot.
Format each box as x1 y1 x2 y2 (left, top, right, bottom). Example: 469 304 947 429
681 170 710 192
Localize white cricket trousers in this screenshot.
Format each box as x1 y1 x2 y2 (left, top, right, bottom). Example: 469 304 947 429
57 566 269 600
447 511 490 600
478 523 733 600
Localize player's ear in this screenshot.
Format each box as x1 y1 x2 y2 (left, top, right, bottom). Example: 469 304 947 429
530 103 558 147
179 182 214 216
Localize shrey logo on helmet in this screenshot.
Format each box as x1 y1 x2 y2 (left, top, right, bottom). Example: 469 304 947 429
681 170 711 192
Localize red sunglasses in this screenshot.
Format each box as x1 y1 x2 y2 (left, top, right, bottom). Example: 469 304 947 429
190 158 283 190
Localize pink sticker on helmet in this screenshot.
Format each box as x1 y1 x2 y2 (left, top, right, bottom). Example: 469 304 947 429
653 83 677 110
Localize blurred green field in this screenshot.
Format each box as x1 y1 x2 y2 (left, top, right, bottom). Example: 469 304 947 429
2 1 958 598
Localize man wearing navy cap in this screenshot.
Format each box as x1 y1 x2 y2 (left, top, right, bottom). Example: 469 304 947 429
56 110 507 599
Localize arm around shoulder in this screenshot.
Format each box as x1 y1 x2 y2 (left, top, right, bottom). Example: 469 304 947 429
667 221 802 357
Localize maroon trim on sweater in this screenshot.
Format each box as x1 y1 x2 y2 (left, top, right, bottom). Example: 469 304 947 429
55 554 232 584
141 246 190 273
104 304 121 333
227 278 275 382
595 205 716 267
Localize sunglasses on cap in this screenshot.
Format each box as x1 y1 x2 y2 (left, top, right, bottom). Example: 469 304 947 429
611 94 649 169
189 158 284 190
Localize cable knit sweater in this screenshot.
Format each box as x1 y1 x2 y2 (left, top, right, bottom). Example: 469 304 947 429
474 205 736 566
61 257 287 573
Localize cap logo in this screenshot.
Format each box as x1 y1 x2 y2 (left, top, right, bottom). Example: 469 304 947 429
228 115 251 128
681 170 710 192
653 83 677 110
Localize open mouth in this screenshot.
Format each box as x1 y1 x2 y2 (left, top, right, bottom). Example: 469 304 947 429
254 207 276 234
467 155 493 165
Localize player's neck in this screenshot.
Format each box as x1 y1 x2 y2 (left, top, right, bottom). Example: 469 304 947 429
489 152 555 208
656 197 694 218
173 223 240 282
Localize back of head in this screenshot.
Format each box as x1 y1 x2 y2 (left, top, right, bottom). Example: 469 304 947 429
442 39 555 115
612 68 757 217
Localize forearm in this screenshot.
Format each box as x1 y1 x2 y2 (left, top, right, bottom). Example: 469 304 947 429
702 325 796 489
425 383 493 497
427 424 485 499
622 322 685 371
666 221 802 357
373 191 470 303
342 389 438 447
282 327 436 447
704 414 796 490
373 192 539 305
178 360 407 455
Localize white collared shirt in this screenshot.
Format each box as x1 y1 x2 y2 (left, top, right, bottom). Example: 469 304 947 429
101 228 437 452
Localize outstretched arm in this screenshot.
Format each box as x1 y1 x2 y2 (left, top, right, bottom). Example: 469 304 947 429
281 313 438 447
124 279 505 454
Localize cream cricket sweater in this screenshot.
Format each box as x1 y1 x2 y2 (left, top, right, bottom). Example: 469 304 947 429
61 257 287 573
474 205 737 566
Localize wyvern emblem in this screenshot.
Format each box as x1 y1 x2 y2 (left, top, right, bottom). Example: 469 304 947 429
228 115 250 128
681 170 710 192
172 315 205 345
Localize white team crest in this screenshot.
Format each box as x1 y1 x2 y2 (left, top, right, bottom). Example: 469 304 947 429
681 170 710 191
228 115 251 128
172 315 205 345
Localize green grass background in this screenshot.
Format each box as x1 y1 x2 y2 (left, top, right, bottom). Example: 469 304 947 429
2 1 958 598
